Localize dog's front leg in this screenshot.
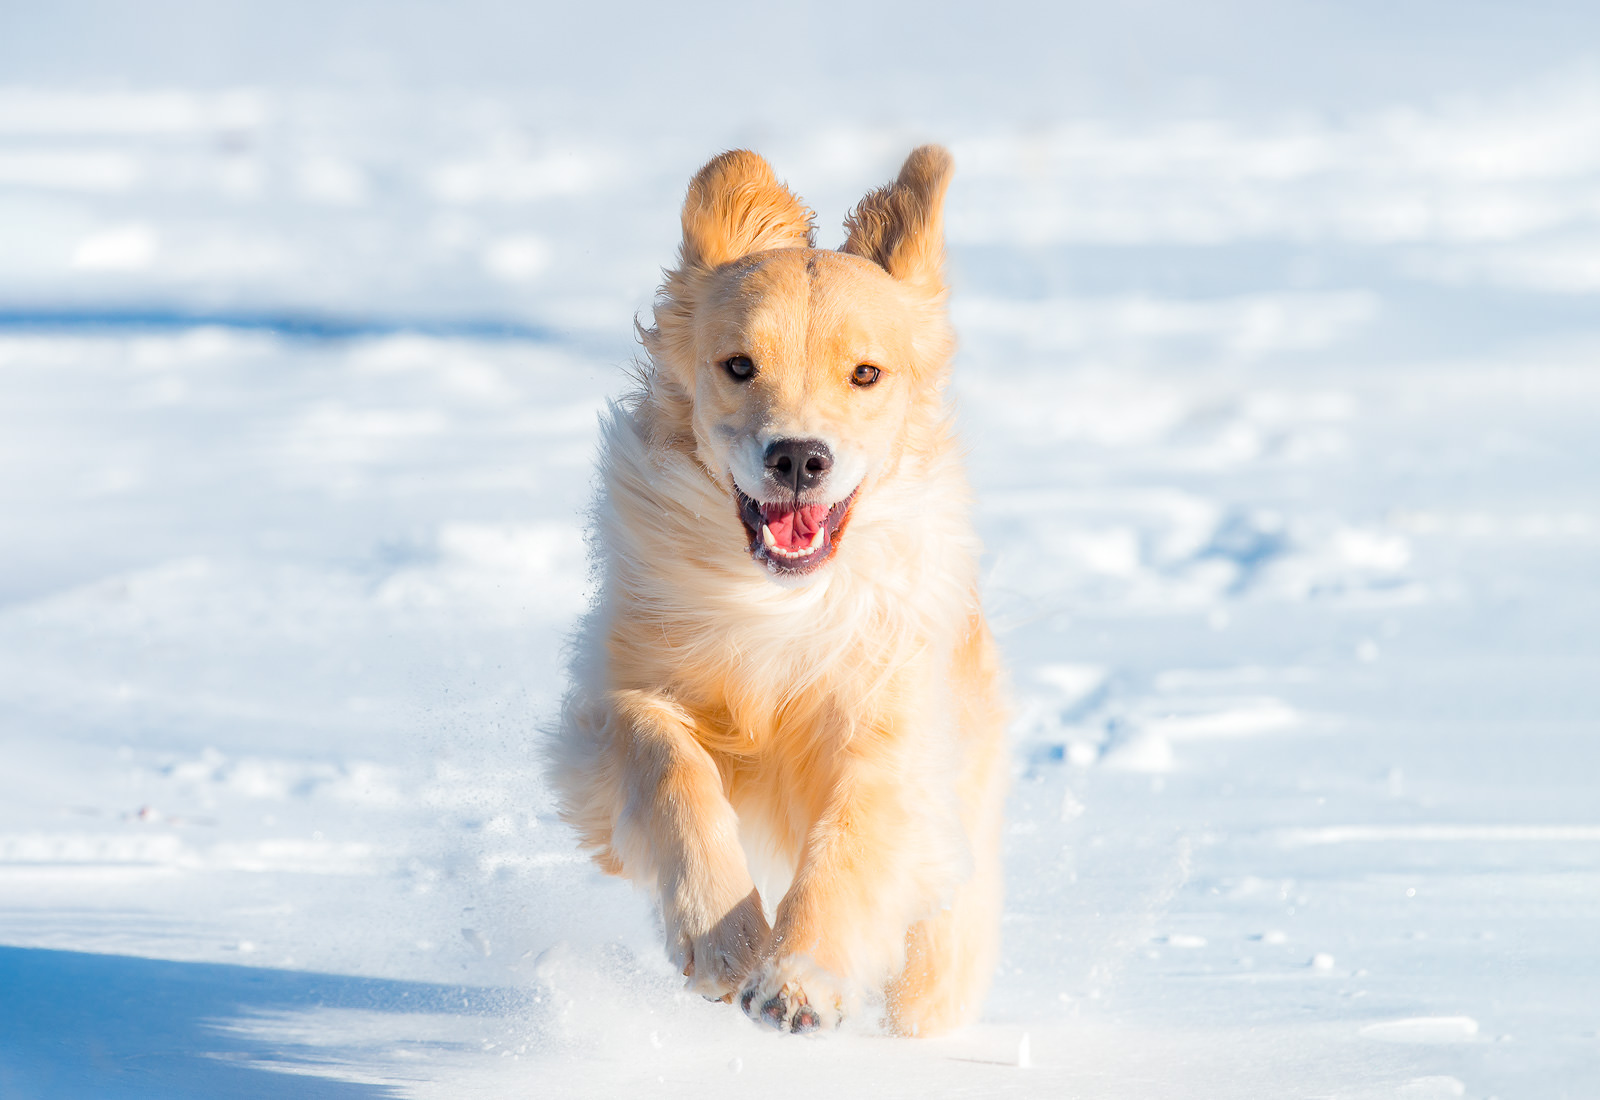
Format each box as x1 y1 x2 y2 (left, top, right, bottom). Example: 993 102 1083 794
606 689 769 999
739 744 935 1032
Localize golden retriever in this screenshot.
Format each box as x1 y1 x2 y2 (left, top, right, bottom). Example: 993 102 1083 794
550 145 1007 1037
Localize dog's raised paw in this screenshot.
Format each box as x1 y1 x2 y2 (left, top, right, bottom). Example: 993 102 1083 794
671 888 770 1001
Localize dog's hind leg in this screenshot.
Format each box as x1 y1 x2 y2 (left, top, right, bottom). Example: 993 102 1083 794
883 816 1003 1037
883 620 1004 1042
886 626 1009 1037
555 689 769 1000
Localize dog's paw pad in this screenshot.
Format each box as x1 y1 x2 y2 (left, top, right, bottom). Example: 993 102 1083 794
739 967 841 1034
759 996 789 1029
738 955 848 1034
750 990 821 1032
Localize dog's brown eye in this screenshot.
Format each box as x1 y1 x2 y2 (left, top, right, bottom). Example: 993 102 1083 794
724 355 755 381
851 364 881 387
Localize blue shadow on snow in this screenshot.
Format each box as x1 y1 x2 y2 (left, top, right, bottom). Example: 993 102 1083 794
0 945 518 1100
0 305 561 343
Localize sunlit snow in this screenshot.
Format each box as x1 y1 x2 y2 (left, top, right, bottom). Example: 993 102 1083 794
3 2 1599 1097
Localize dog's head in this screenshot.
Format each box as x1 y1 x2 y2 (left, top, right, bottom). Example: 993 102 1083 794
645 146 955 583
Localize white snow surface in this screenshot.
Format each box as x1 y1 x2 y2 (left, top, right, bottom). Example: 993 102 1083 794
3 3 1600 1097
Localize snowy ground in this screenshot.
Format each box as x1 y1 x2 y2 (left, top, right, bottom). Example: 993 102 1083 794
3 4 1600 1097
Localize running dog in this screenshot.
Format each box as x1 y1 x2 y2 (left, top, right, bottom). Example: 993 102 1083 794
550 145 1007 1037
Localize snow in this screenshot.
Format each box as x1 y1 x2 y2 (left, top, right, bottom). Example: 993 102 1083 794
3 2 1600 1096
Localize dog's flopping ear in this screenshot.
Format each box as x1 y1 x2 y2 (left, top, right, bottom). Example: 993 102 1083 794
679 150 815 270
645 152 813 405
841 145 952 297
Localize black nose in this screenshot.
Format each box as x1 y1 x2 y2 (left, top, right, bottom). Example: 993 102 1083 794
764 438 834 495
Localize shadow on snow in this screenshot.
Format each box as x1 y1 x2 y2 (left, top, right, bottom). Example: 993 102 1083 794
0 945 518 1100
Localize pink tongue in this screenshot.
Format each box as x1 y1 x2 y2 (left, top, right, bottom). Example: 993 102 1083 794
763 502 831 551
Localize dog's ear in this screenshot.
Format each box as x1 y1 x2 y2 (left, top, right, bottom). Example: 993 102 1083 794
841 145 952 296
679 150 815 270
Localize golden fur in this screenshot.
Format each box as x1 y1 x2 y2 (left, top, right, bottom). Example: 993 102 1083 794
549 146 1008 1037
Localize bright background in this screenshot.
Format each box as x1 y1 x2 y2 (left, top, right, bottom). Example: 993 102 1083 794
2 3 1598 1097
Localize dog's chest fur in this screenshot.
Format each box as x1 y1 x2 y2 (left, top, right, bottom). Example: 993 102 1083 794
593 398 979 760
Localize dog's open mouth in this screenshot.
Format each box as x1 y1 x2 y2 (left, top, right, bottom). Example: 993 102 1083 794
734 486 857 575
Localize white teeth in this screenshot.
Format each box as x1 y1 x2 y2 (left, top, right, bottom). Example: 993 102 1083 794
753 509 831 564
